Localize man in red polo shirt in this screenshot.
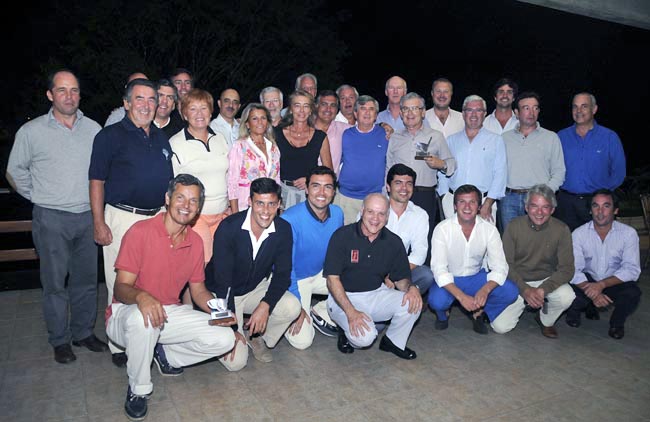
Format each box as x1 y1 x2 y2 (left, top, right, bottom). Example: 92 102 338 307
106 174 235 421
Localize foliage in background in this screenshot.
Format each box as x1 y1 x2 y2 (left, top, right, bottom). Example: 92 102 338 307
11 0 347 126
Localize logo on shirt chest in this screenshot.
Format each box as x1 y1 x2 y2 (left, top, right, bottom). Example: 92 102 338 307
350 249 359 263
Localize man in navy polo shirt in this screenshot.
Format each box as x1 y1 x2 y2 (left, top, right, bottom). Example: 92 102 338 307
89 78 173 367
324 193 422 359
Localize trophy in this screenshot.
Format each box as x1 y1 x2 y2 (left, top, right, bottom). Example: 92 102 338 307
208 288 235 325
414 136 433 160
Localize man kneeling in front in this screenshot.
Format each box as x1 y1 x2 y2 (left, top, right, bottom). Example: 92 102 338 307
106 174 235 421
324 193 422 359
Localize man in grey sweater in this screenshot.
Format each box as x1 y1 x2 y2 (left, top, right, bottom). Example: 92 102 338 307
6 69 108 363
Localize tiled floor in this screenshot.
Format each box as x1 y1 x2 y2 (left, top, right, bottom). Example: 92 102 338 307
1 273 649 421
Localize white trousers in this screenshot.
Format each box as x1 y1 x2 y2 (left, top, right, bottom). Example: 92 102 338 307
498 279 576 328
334 191 364 225
220 278 301 371
106 303 235 396
442 192 497 224
327 284 420 350
103 205 159 354
284 271 333 349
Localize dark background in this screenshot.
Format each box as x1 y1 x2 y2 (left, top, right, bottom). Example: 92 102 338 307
1 0 649 289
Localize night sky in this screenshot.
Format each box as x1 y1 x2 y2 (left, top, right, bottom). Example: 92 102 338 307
2 0 649 171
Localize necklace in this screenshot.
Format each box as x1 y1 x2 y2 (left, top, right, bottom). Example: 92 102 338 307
290 125 310 138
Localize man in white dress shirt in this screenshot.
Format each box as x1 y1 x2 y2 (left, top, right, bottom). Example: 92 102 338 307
428 184 520 334
482 78 519 135
385 164 435 295
209 88 241 148
440 95 507 224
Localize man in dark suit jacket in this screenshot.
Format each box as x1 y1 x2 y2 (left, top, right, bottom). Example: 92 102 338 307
205 178 301 370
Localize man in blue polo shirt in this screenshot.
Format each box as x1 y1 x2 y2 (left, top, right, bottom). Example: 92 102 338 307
89 78 173 368
555 92 626 231
281 166 344 344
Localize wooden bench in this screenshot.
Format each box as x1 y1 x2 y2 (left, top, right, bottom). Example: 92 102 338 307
0 220 38 262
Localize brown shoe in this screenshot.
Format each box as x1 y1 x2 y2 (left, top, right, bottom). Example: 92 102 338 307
535 315 558 339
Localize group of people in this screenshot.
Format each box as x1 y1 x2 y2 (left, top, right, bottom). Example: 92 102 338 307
5 68 641 421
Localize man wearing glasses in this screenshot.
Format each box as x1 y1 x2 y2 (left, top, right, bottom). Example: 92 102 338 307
440 95 507 224
205 178 301 369
386 92 456 261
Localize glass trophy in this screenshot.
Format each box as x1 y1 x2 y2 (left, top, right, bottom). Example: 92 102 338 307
414 136 433 160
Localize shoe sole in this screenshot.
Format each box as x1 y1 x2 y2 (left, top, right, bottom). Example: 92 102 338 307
124 407 147 421
153 358 184 377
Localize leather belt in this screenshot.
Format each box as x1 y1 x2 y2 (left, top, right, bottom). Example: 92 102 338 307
506 187 529 194
559 188 591 199
449 188 487 198
414 186 436 192
112 203 161 216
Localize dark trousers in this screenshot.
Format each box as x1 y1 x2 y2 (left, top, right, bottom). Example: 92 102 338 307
32 206 98 347
555 190 592 232
411 189 438 266
568 281 642 327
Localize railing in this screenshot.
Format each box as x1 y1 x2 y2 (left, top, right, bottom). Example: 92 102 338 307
0 220 38 262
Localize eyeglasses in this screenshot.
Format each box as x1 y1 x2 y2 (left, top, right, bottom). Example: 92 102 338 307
463 108 486 114
400 106 423 113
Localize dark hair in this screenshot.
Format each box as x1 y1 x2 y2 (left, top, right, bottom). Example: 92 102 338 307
515 91 541 109
307 166 337 186
47 68 78 91
156 78 179 102
591 189 619 209
169 67 193 81
123 78 157 103
167 173 206 210
453 184 481 205
316 90 339 107
250 177 282 201
493 78 518 98
386 163 417 186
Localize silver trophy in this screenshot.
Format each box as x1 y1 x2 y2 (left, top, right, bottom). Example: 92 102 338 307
414 136 433 160
207 288 234 324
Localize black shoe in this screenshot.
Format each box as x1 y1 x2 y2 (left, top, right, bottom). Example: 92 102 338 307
585 304 600 320
124 386 148 421
565 311 581 328
378 335 416 360
608 326 625 340
72 334 109 352
337 327 354 354
153 343 184 376
471 314 489 335
54 344 76 364
435 319 449 330
112 352 128 368
310 308 338 337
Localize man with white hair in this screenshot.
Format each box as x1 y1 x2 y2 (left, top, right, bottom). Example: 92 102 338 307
259 86 283 127
441 95 507 224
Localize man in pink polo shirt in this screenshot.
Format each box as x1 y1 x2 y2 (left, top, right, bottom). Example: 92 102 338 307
106 174 235 421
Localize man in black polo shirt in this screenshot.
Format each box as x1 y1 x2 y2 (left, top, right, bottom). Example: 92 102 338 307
324 193 422 359
89 78 174 367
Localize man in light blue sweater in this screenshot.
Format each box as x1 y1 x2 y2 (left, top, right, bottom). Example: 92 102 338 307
281 166 344 345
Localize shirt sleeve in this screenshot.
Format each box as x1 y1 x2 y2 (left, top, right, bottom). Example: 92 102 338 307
607 131 626 190
612 227 641 283
407 209 429 266
114 224 143 276
485 225 508 286
570 228 589 285
323 229 347 277
262 224 293 313
430 224 454 287
487 135 507 200
6 126 33 200
539 224 574 295
88 129 112 181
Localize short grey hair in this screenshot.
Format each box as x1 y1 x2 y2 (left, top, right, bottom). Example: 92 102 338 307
462 95 486 111
295 73 317 90
572 92 597 107
336 84 358 98
399 92 425 108
259 86 283 103
525 184 557 208
354 95 379 113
